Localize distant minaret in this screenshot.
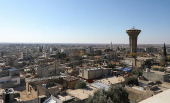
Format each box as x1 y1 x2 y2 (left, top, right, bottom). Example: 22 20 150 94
110 41 113 49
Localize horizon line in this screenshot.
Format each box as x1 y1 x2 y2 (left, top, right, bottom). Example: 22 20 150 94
0 42 168 45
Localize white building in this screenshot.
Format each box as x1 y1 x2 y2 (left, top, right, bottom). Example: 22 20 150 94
0 68 20 88
110 41 113 49
21 51 31 60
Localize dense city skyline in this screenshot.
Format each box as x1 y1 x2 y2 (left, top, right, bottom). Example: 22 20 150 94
0 0 170 44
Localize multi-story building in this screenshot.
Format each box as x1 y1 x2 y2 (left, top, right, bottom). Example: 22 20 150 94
145 47 158 53
0 68 20 88
21 51 31 60
86 47 94 54
79 68 112 83
37 64 60 77
137 48 145 53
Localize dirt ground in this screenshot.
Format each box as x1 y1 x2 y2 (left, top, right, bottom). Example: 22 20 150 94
128 90 147 103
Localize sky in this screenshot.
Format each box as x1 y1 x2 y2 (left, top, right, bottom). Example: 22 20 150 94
0 0 170 44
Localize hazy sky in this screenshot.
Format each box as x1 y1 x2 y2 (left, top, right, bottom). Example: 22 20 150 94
0 0 170 44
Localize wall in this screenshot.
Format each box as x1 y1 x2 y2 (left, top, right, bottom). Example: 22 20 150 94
48 86 59 95
124 59 132 66
102 69 109 76
88 70 95 79
68 80 78 89
37 85 48 97
0 70 9 77
125 86 147 102
9 70 19 77
0 81 14 89
163 75 169 82
143 72 169 82
0 76 11 82
70 99 86 103
11 77 20 85
95 69 102 78
26 79 48 92
82 69 110 80
29 85 38 98
37 67 48 77
83 70 89 79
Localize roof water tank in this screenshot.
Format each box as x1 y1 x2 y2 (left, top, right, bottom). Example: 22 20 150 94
146 68 150 72
42 84 46 88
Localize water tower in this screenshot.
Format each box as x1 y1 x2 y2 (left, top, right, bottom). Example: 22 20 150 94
126 26 141 53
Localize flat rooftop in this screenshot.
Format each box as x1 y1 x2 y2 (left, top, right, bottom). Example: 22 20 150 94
86 68 101 71
8 68 18 71
67 86 98 100
95 76 125 85
145 70 169 75
20 90 36 101
57 95 74 102
26 75 67 82
139 89 170 103
63 76 78 82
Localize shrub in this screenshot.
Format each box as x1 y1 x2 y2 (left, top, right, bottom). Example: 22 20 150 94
75 80 87 89
153 68 158 71
85 84 130 103
132 69 142 76
128 76 138 86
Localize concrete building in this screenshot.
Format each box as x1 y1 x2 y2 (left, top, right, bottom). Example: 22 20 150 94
110 41 113 49
143 70 169 82
137 48 145 53
0 68 20 89
21 51 31 60
23 77 63 102
86 47 94 54
62 76 79 89
79 68 112 83
67 76 128 101
145 47 158 53
124 57 144 68
167 48 170 53
126 26 141 53
37 64 60 77
50 47 57 52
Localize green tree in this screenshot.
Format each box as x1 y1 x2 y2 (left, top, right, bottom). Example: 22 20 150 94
132 69 142 76
128 76 138 86
56 52 67 59
104 49 113 52
162 43 167 64
163 43 167 57
117 47 120 50
85 84 130 103
75 80 87 89
65 57 70 62
160 59 166 66
95 50 102 56
39 46 43 52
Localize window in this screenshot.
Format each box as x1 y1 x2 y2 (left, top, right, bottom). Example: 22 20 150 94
13 80 17 83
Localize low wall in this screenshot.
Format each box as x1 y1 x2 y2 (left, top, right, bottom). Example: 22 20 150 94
143 72 169 82
125 86 147 102
0 81 14 89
